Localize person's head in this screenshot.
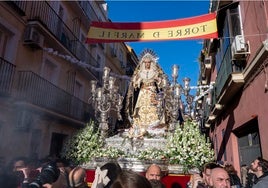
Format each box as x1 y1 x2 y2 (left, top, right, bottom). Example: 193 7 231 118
209 167 230 188
8 157 28 172
111 170 152 188
149 179 165 188
250 157 268 178
224 164 237 175
145 164 161 181
69 166 88 188
202 162 219 186
100 162 122 188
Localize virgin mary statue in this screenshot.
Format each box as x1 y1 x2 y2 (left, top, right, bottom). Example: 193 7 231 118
125 49 167 137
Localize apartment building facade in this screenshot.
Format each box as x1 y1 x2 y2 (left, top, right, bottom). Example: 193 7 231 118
198 0 268 174
0 1 137 164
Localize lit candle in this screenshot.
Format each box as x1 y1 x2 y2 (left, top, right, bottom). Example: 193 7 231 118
175 84 181 96
118 95 123 106
103 67 110 79
162 76 168 88
108 76 115 89
96 88 102 98
183 77 191 90
90 80 97 93
172 65 179 79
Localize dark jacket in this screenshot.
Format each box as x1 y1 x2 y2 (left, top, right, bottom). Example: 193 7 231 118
253 172 268 188
229 173 242 187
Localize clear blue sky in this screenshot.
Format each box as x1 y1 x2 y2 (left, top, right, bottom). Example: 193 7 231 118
107 0 210 89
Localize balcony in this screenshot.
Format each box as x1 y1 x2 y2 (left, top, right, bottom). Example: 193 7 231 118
0 57 16 96
215 46 244 103
26 1 99 78
5 1 27 16
207 45 244 123
15 71 92 124
201 56 212 85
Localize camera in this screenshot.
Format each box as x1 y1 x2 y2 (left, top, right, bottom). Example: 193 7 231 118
29 162 60 188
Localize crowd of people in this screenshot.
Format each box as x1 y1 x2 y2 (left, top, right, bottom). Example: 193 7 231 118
187 157 268 188
1 156 268 188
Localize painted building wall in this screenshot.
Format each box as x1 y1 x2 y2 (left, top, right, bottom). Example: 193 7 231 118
0 1 134 165
203 0 268 177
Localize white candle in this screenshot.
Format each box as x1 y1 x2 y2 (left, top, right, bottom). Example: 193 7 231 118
109 76 115 89
96 88 102 98
103 67 110 79
90 80 97 93
183 77 191 89
162 76 168 87
172 65 179 79
175 84 181 96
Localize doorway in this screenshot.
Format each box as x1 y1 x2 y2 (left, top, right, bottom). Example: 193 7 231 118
236 118 262 167
49 132 67 158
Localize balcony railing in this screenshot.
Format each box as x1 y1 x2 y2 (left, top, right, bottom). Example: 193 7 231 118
77 1 98 21
215 45 236 97
15 71 92 122
28 1 99 76
215 45 243 97
203 97 211 119
0 57 16 96
209 44 244 115
5 1 27 16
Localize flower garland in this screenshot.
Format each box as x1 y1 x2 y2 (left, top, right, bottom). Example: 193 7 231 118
43 47 131 81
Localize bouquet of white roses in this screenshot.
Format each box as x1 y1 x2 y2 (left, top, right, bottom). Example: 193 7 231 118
60 120 103 164
165 120 214 172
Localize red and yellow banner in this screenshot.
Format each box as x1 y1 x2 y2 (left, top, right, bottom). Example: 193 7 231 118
86 13 217 43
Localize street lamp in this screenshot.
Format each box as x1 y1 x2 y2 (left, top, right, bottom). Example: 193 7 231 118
88 66 124 138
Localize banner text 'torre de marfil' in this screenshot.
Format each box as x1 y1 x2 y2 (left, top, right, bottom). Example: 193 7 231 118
86 13 217 43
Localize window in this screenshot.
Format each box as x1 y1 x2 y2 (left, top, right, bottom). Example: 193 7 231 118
215 4 243 71
74 80 83 99
222 129 227 161
43 60 58 84
228 6 242 37
119 49 123 62
0 30 8 58
16 110 33 131
215 134 218 157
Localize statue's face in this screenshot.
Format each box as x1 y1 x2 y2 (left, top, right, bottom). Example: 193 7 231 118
144 58 152 69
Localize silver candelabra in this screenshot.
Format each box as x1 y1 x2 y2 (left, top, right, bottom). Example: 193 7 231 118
157 65 195 131
88 67 124 138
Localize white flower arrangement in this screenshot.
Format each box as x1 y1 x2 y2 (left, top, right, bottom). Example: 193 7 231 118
137 148 166 161
61 120 125 164
165 120 215 171
61 120 103 164
61 119 214 173
92 146 125 159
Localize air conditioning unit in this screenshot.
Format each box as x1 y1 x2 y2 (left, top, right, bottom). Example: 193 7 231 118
24 26 44 49
231 35 249 59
